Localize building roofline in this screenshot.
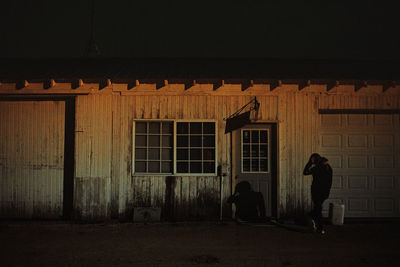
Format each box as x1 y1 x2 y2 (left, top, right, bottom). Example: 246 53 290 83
1 57 399 81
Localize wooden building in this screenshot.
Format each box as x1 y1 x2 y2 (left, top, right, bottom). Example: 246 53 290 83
1 58 399 221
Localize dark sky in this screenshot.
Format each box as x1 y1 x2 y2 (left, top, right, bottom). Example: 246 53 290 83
0 0 398 59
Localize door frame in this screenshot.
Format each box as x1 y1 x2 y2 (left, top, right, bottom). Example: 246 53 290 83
230 122 278 218
0 96 75 219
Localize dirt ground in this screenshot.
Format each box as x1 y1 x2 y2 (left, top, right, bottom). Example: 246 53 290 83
0 220 399 267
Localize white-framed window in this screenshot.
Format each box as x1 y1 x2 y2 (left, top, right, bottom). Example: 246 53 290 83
176 122 216 174
134 121 173 174
241 129 269 173
133 120 217 175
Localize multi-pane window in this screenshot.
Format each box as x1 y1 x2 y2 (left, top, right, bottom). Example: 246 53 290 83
134 121 216 174
176 122 216 174
134 121 173 173
241 129 269 173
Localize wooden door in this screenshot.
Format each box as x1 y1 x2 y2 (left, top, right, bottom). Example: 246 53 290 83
232 124 272 216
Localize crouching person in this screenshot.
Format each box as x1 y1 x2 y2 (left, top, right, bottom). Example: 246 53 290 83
227 180 266 223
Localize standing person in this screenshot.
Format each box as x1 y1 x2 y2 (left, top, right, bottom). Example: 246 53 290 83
303 153 333 234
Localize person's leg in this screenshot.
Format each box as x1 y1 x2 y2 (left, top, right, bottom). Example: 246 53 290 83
314 199 324 232
309 199 319 231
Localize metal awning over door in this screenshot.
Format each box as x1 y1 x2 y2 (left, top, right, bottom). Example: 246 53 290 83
0 101 65 218
319 113 400 217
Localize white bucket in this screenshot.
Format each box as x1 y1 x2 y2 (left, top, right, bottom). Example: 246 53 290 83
329 203 345 226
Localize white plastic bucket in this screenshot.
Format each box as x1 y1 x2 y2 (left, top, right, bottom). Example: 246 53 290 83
329 203 345 225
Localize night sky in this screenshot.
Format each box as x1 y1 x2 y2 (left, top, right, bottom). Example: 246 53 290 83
0 0 398 59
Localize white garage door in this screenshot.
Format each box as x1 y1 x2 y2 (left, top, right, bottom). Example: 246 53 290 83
319 113 400 217
0 101 65 218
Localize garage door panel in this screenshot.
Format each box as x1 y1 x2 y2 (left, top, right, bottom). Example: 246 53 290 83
348 155 368 168
373 135 395 148
373 155 395 168
319 113 399 218
348 176 369 190
332 175 344 189
348 135 368 148
321 114 342 128
373 175 395 190
347 114 368 127
348 198 370 213
321 134 342 148
374 198 395 212
322 155 343 168
331 176 397 191
373 114 394 127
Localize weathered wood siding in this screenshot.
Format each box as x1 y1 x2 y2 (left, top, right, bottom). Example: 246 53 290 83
71 84 400 220
0 101 65 218
278 93 319 215
74 94 113 220
111 93 278 220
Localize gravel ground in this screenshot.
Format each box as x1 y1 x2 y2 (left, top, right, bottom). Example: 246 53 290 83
0 220 399 267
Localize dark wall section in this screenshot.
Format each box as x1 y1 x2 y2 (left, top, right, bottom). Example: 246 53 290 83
63 97 75 219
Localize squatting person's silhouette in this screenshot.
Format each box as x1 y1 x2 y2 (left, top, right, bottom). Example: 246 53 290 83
227 181 266 223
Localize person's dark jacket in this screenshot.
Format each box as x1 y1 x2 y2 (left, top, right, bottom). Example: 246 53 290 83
303 157 333 201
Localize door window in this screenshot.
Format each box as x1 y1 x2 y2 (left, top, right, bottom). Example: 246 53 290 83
241 129 269 173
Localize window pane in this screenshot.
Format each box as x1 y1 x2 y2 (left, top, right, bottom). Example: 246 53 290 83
136 135 146 146
203 122 215 134
177 149 188 160
169 121 216 174
251 145 259 157
135 161 146 172
149 135 160 147
148 161 160 173
162 148 172 160
177 135 188 147
190 136 201 147
149 122 160 134
177 122 188 134
162 135 172 147
177 162 188 173
251 159 259 172
203 162 215 173
190 122 202 134
243 159 250 172
162 161 172 173
251 131 259 143
260 159 268 172
203 136 215 147
148 148 160 160
136 122 147 133
203 149 215 160
243 130 250 143
260 145 268 157
190 162 202 173
260 131 268 143
190 149 202 160
243 145 250 157
134 121 174 174
135 148 146 160
162 122 172 134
